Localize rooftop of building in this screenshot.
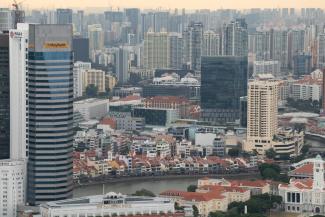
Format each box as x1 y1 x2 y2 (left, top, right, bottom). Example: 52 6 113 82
42 192 172 209
144 96 189 103
74 98 109 104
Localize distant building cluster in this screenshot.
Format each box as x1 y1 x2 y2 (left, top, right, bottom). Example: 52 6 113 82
2 4 325 217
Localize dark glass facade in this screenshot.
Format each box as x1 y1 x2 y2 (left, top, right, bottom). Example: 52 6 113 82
0 33 9 159
293 53 312 78
72 37 89 62
133 108 168 126
143 85 200 101
27 25 73 205
56 9 73 24
200 56 248 125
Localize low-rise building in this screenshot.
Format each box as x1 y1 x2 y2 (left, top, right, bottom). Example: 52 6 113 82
74 98 109 122
279 155 325 216
132 107 179 127
198 177 271 196
40 192 184 217
160 185 250 216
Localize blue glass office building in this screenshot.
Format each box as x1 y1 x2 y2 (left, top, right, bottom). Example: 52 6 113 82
27 24 74 204
201 56 247 125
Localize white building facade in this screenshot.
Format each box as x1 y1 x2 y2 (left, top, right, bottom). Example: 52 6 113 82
9 23 29 160
73 61 91 98
40 192 179 217
74 98 109 121
279 155 325 215
253 61 281 78
0 160 26 217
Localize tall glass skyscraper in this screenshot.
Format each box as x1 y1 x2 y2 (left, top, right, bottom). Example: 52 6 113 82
201 56 248 125
27 24 74 204
56 9 73 24
0 33 9 159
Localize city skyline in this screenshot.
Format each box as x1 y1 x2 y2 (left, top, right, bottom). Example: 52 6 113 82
2 0 325 10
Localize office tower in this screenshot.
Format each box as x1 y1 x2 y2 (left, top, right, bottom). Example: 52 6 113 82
143 31 169 69
45 10 57 24
222 18 248 57
0 160 26 217
0 33 9 159
26 24 73 204
270 29 288 71
84 69 106 93
76 10 84 36
125 8 141 43
288 29 305 68
249 31 271 61
73 61 91 98
253 61 281 78
203 30 220 56
73 36 89 62
293 53 312 78
104 10 124 25
56 8 72 24
317 34 325 69
116 47 130 84
169 33 183 69
200 56 248 125
88 24 104 56
246 75 279 154
9 24 29 160
141 12 155 36
12 9 25 29
183 22 203 71
154 11 169 32
0 8 12 32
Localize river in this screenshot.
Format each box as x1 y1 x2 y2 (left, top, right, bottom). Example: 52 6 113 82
73 177 197 197
73 137 325 198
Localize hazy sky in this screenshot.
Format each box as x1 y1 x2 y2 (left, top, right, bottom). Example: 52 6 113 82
2 0 325 10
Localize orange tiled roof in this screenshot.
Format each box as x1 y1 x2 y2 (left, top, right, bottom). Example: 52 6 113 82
291 163 313 175
230 180 269 188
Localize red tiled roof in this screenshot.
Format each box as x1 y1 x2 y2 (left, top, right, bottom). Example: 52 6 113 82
120 95 141 101
230 180 269 188
160 189 225 201
100 117 117 129
291 163 313 175
144 96 189 104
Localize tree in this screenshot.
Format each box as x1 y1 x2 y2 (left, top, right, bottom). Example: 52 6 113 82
228 148 239 157
85 84 98 97
301 144 311 155
261 168 279 179
187 184 198 192
265 148 276 159
193 205 199 217
132 188 155 197
174 202 184 210
228 201 245 213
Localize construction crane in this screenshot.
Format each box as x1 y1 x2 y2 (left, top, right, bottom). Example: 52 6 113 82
12 0 26 28
12 0 26 11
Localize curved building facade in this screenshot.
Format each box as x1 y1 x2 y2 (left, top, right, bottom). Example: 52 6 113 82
27 24 74 205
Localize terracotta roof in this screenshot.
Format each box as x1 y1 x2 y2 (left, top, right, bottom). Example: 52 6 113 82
99 117 117 129
120 95 141 101
160 189 225 201
291 163 313 176
144 96 189 104
230 180 269 188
